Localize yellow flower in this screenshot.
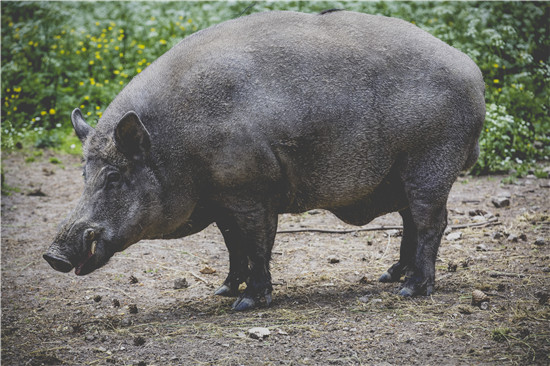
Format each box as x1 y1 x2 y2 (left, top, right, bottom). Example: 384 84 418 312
79 81 85 86
95 21 100 26
89 60 94 65
159 39 167 45
49 108 56 115
114 70 120 75
80 105 85 109
84 96 90 100
96 105 100 110
137 68 142 73
493 79 499 84
138 44 145 49
493 63 499 68
119 53 124 58
13 107 17 111
119 81 124 85
41 111 47 115
82 47 87 52
90 78 96 85
13 87 21 93
188 19 193 23
150 28 156 32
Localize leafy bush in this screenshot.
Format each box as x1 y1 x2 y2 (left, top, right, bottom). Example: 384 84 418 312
2 1 549 174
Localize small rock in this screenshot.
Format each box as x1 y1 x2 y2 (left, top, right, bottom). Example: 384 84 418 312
129 275 139 284
248 327 270 340
471 215 486 223
491 196 510 208
173 278 189 289
85 335 96 342
507 234 518 243
476 244 488 252
128 304 138 314
96 346 107 353
479 302 489 310
469 209 487 217
534 238 546 246
93 295 102 302
200 266 216 274
277 328 289 335
359 295 370 303
112 299 120 308
519 233 527 241
27 188 46 196
535 291 549 305
447 261 458 272
133 336 146 346
446 232 462 241
328 256 340 264
359 276 371 284
491 231 504 240
539 180 550 188
458 306 472 315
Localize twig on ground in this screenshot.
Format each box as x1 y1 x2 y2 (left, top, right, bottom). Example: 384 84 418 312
277 218 499 234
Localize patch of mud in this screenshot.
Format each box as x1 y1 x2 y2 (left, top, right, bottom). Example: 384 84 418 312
2 152 549 365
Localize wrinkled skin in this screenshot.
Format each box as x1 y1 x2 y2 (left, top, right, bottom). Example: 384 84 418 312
44 10 485 311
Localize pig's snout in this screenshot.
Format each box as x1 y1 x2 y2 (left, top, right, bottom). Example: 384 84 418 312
43 249 73 273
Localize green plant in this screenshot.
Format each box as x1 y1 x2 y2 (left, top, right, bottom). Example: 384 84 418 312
2 2 549 175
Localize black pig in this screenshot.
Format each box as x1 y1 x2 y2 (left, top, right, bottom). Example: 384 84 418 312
44 11 485 310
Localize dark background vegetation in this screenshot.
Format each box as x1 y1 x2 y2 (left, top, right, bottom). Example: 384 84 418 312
1 1 549 175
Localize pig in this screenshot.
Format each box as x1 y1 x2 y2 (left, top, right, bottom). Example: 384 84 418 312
43 10 485 311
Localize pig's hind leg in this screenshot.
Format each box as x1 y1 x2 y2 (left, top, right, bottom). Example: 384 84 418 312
378 207 417 283
397 150 453 296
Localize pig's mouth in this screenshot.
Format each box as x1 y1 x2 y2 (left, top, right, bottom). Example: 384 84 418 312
75 242 97 276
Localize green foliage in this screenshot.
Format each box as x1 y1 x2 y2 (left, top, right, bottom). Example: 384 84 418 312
1 1 549 175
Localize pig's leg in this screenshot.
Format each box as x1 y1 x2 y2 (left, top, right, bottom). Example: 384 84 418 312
379 207 417 282
214 220 249 297
399 177 449 296
225 204 278 311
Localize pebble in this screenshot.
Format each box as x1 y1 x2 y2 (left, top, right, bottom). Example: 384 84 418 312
328 256 340 264
129 275 139 284
359 295 370 303
133 336 146 346
112 299 120 308
491 231 503 240
248 327 270 340
534 238 546 246
507 234 518 242
173 278 189 289
491 196 510 208
476 244 488 252
200 266 216 274
128 304 138 314
93 295 102 302
447 261 458 272
446 232 462 241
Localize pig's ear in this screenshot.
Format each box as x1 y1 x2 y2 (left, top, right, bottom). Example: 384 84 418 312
114 111 151 162
71 108 93 143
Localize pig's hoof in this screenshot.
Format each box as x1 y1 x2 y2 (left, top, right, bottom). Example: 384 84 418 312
231 292 272 311
214 284 238 297
398 287 414 297
378 272 394 283
232 296 256 311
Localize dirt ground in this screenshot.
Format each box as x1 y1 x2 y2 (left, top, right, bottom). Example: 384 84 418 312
1 150 549 366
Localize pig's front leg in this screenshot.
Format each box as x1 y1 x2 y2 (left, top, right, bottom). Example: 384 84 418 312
216 202 278 311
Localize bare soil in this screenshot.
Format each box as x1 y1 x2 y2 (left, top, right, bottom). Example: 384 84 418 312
2 151 549 366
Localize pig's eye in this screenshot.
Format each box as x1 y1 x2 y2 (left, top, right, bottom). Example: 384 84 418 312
106 171 122 189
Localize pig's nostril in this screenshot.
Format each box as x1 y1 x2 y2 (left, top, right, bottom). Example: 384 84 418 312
43 253 73 273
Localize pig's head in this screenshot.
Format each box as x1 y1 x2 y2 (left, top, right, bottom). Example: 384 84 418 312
43 108 165 275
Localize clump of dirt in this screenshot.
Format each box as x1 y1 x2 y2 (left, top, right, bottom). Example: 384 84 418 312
2 151 549 365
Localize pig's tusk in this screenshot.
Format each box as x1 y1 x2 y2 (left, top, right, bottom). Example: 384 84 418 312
91 241 97 255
